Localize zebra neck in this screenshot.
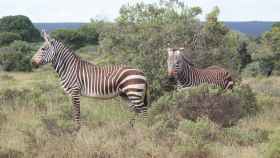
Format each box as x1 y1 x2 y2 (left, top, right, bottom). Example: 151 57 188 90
52 50 79 78
176 64 195 87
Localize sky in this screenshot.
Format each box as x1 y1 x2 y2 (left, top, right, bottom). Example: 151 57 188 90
0 0 279 22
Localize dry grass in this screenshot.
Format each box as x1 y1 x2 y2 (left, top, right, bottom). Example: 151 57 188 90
0 71 280 158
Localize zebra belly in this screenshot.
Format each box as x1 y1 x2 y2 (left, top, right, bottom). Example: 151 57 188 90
81 91 119 99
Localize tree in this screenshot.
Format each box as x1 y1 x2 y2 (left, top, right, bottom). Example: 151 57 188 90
100 0 203 101
203 6 229 48
51 29 86 50
251 22 280 75
0 15 41 42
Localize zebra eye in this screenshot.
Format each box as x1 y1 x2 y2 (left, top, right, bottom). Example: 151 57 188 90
41 48 46 51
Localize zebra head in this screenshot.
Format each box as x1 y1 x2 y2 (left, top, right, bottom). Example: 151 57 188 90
167 47 184 77
31 30 55 67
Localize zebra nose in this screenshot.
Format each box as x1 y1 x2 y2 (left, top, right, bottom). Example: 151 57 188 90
31 60 39 68
168 69 176 77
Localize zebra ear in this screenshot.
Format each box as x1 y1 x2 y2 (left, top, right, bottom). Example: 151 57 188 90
42 30 51 43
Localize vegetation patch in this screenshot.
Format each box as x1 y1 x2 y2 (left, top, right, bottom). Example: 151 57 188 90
150 84 257 127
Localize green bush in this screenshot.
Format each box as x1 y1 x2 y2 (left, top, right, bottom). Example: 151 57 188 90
0 15 41 42
0 32 21 46
150 84 257 127
0 41 34 71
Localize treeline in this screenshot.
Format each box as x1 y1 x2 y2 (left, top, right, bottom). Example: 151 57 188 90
0 1 279 97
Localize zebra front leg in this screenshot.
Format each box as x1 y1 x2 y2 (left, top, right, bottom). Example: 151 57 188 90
71 89 81 131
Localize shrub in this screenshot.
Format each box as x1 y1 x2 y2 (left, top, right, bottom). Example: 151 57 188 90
0 32 21 46
0 41 34 71
150 84 257 127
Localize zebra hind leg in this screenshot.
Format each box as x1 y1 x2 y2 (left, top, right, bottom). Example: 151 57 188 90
71 89 81 131
126 94 147 128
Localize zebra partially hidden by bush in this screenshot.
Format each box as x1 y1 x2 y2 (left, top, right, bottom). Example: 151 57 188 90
167 47 234 89
31 31 149 130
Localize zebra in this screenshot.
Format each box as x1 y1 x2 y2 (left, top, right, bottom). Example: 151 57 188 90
167 47 234 89
31 31 149 130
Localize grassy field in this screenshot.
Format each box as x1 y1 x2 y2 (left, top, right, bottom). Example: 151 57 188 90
0 64 280 158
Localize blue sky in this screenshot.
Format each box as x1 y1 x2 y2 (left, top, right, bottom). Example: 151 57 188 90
0 0 279 22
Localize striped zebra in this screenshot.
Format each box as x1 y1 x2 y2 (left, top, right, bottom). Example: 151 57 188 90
31 31 149 130
167 47 234 89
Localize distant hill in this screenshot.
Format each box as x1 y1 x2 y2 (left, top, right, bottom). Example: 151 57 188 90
34 23 86 32
34 22 277 37
224 22 276 37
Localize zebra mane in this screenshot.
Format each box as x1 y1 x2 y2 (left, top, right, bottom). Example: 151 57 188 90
179 53 194 67
52 39 78 56
52 39 97 66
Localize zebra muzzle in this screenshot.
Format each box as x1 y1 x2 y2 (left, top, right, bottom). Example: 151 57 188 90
31 60 40 68
168 69 176 77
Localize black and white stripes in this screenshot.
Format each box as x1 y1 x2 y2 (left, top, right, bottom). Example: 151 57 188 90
167 48 234 89
32 31 149 129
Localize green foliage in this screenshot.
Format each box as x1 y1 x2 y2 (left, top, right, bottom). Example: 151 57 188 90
204 6 229 48
0 32 21 46
249 22 280 75
0 15 41 42
79 23 99 45
242 61 262 77
242 60 273 77
51 29 86 50
0 41 34 72
237 42 252 71
51 22 99 50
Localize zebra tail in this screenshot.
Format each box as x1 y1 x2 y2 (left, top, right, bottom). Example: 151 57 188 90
143 82 150 107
